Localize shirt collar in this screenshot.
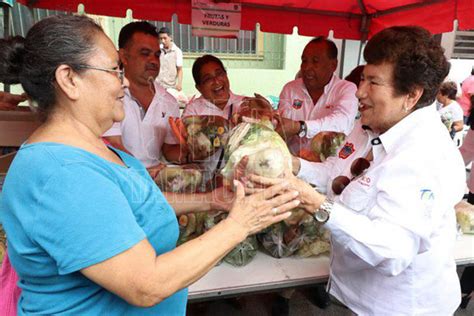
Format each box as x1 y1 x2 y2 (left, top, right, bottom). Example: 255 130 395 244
378 106 436 154
162 42 176 54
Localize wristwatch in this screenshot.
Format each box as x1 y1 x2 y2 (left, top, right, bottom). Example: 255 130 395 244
298 121 307 138
313 198 334 223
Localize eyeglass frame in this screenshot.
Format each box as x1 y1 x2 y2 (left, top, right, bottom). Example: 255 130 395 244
76 64 125 84
199 69 227 86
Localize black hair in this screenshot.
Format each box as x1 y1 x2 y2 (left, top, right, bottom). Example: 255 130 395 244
364 26 450 109
192 55 226 85
158 27 171 36
118 21 158 49
307 37 338 60
0 15 103 121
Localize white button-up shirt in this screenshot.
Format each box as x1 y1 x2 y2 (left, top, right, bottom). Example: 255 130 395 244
183 92 245 185
103 83 179 168
278 75 358 154
299 106 465 315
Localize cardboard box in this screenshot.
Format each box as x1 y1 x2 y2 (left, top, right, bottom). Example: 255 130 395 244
0 110 40 147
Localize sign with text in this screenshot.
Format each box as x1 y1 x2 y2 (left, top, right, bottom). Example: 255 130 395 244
191 0 241 38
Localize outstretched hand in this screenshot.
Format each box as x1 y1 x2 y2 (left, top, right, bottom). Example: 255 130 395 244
227 180 300 236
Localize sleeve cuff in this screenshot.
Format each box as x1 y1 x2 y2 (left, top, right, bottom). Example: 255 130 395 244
306 120 320 138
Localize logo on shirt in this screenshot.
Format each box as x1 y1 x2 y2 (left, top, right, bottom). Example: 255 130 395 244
162 112 166 118
325 104 334 109
292 99 303 109
338 142 355 159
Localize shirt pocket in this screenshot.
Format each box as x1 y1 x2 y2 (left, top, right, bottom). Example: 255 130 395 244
338 173 377 215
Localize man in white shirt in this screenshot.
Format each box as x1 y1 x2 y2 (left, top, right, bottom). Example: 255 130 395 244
157 27 188 105
277 37 358 155
103 22 182 173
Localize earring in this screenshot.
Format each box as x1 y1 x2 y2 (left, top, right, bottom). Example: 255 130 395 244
403 106 409 113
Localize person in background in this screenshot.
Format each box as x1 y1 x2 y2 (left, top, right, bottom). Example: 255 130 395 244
157 26 188 105
276 37 358 156
102 22 182 176
458 67 474 123
437 81 464 137
344 65 364 87
183 54 246 184
0 91 26 110
0 15 301 315
252 25 464 315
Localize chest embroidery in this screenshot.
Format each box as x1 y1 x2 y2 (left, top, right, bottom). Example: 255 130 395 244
292 99 303 109
338 142 355 159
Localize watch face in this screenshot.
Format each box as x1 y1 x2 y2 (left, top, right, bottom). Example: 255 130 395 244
315 210 329 223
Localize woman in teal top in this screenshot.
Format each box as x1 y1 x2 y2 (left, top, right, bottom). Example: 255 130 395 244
0 15 300 315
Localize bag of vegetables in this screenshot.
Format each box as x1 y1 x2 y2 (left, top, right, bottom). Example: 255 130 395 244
231 94 275 127
169 115 229 161
154 165 203 193
299 131 346 162
455 201 474 234
221 119 292 183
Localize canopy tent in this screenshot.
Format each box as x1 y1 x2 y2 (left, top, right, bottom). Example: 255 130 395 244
16 0 474 39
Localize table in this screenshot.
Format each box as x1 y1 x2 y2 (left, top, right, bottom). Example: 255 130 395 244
188 234 474 301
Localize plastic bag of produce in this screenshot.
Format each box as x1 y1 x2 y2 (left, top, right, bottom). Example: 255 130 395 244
154 165 202 193
224 235 259 267
203 211 258 266
299 131 345 162
221 119 292 182
169 115 229 161
455 201 474 234
231 94 275 126
176 212 208 245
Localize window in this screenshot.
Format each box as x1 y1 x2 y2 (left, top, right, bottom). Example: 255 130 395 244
452 30 474 59
153 15 257 55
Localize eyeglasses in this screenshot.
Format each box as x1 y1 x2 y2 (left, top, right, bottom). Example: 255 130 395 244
76 65 125 84
331 157 371 195
200 70 227 86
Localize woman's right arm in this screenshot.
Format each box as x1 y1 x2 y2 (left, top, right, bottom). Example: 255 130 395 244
81 181 300 307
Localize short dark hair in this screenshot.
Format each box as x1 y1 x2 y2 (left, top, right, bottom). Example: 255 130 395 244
307 37 338 60
0 15 103 121
439 81 458 100
363 26 450 109
344 65 364 87
158 27 171 36
118 21 158 49
192 55 226 85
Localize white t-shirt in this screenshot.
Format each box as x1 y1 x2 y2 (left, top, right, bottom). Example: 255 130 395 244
157 42 183 89
183 92 245 184
298 107 465 315
278 75 358 154
103 83 179 168
438 100 464 128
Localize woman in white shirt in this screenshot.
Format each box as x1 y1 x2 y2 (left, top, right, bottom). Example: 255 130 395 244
437 81 464 137
249 26 465 315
